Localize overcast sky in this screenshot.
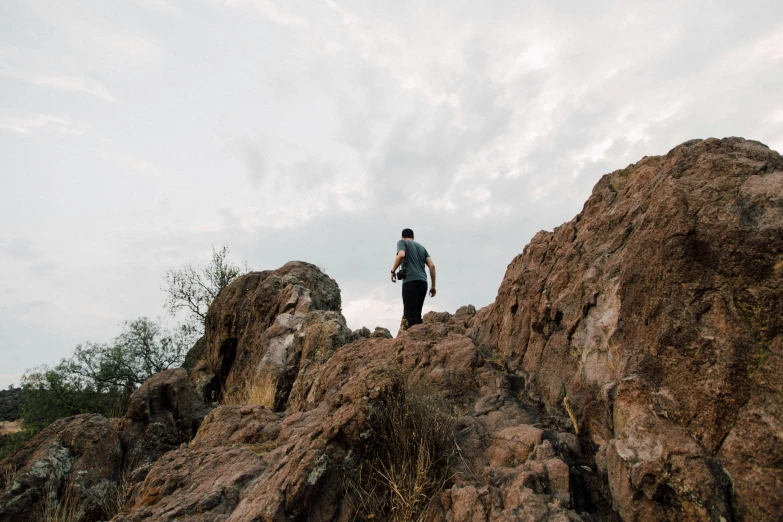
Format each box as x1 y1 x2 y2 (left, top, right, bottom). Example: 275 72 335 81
1 1 782 388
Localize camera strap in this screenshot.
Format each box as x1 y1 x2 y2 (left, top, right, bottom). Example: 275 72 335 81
397 240 409 279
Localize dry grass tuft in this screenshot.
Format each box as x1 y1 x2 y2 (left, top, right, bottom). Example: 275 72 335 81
563 396 579 436
221 377 278 408
1 464 17 491
32 468 136 522
98 467 137 519
34 480 80 522
344 376 457 522
27 436 144 522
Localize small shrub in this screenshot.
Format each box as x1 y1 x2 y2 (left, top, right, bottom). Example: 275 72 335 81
344 376 457 522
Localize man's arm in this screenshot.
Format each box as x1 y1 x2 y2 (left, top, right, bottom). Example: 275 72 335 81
390 250 405 282
426 257 436 296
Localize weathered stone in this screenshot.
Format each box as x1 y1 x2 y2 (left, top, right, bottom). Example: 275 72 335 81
369 326 392 338
473 137 783 520
485 425 543 468
117 313 592 520
118 368 208 467
181 336 205 374
0 414 121 522
188 261 349 409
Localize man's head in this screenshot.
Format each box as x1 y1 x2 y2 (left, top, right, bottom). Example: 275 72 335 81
401 228 414 239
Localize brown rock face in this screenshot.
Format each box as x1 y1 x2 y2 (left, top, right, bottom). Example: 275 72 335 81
473 137 783 520
116 314 592 521
189 261 347 409
0 414 122 522
119 368 208 466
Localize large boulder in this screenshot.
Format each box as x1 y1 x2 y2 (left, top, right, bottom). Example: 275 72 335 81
0 414 122 522
189 261 353 411
118 368 208 467
473 137 783 520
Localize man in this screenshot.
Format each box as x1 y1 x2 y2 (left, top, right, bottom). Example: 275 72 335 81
390 228 436 328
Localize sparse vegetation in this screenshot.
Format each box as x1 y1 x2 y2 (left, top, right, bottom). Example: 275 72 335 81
476 345 508 371
561 383 579 436
1 463 18 492
221 378 278 409
7 245 245 448
98 464 137 518
19 317 187 435
163 244 249 340
34 480 79 522
0 429 34 461
344 376 457 522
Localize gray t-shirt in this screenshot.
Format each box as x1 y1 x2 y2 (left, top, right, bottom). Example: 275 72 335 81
396 239 430 284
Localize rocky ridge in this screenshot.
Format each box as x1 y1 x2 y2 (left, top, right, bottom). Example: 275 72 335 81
0 137 781 521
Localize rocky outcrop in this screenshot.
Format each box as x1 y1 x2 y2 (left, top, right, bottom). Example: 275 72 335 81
118 368 207 467
474 137 783 520
3 137 780 522
0 371 206 522
0 414 122 522
116 312 598 521
189 261 349 409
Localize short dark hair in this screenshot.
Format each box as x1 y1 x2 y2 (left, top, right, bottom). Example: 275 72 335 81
401 228 414 239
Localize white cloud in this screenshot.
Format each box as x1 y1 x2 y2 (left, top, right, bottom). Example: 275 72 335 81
25 1 164 65
218 0 309 27
132 0 181 15
114 155 167 179
1 70 115 101
0 114 87 135
342 294 401 333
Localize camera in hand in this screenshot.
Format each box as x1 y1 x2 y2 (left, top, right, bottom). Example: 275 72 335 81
396 268 407 280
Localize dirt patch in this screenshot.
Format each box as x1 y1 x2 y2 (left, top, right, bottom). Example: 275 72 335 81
0 420 21 437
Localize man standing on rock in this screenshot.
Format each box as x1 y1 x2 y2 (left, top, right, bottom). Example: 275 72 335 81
390 228 436 328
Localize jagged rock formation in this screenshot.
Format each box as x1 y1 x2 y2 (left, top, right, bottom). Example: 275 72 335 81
0 370 207 522
118 368 208 468
1 137 781 521
473 137 783 521
188 261 350 410
115 307 596 521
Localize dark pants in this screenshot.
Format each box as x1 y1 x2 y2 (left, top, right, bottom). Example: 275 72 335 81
402 280 428 327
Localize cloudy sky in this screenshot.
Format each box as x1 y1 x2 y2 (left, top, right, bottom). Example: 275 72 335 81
1 0 782 388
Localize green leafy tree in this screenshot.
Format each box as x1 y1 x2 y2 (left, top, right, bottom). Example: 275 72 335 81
163 245 248 339
20 364 126 432
20 317 188 433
